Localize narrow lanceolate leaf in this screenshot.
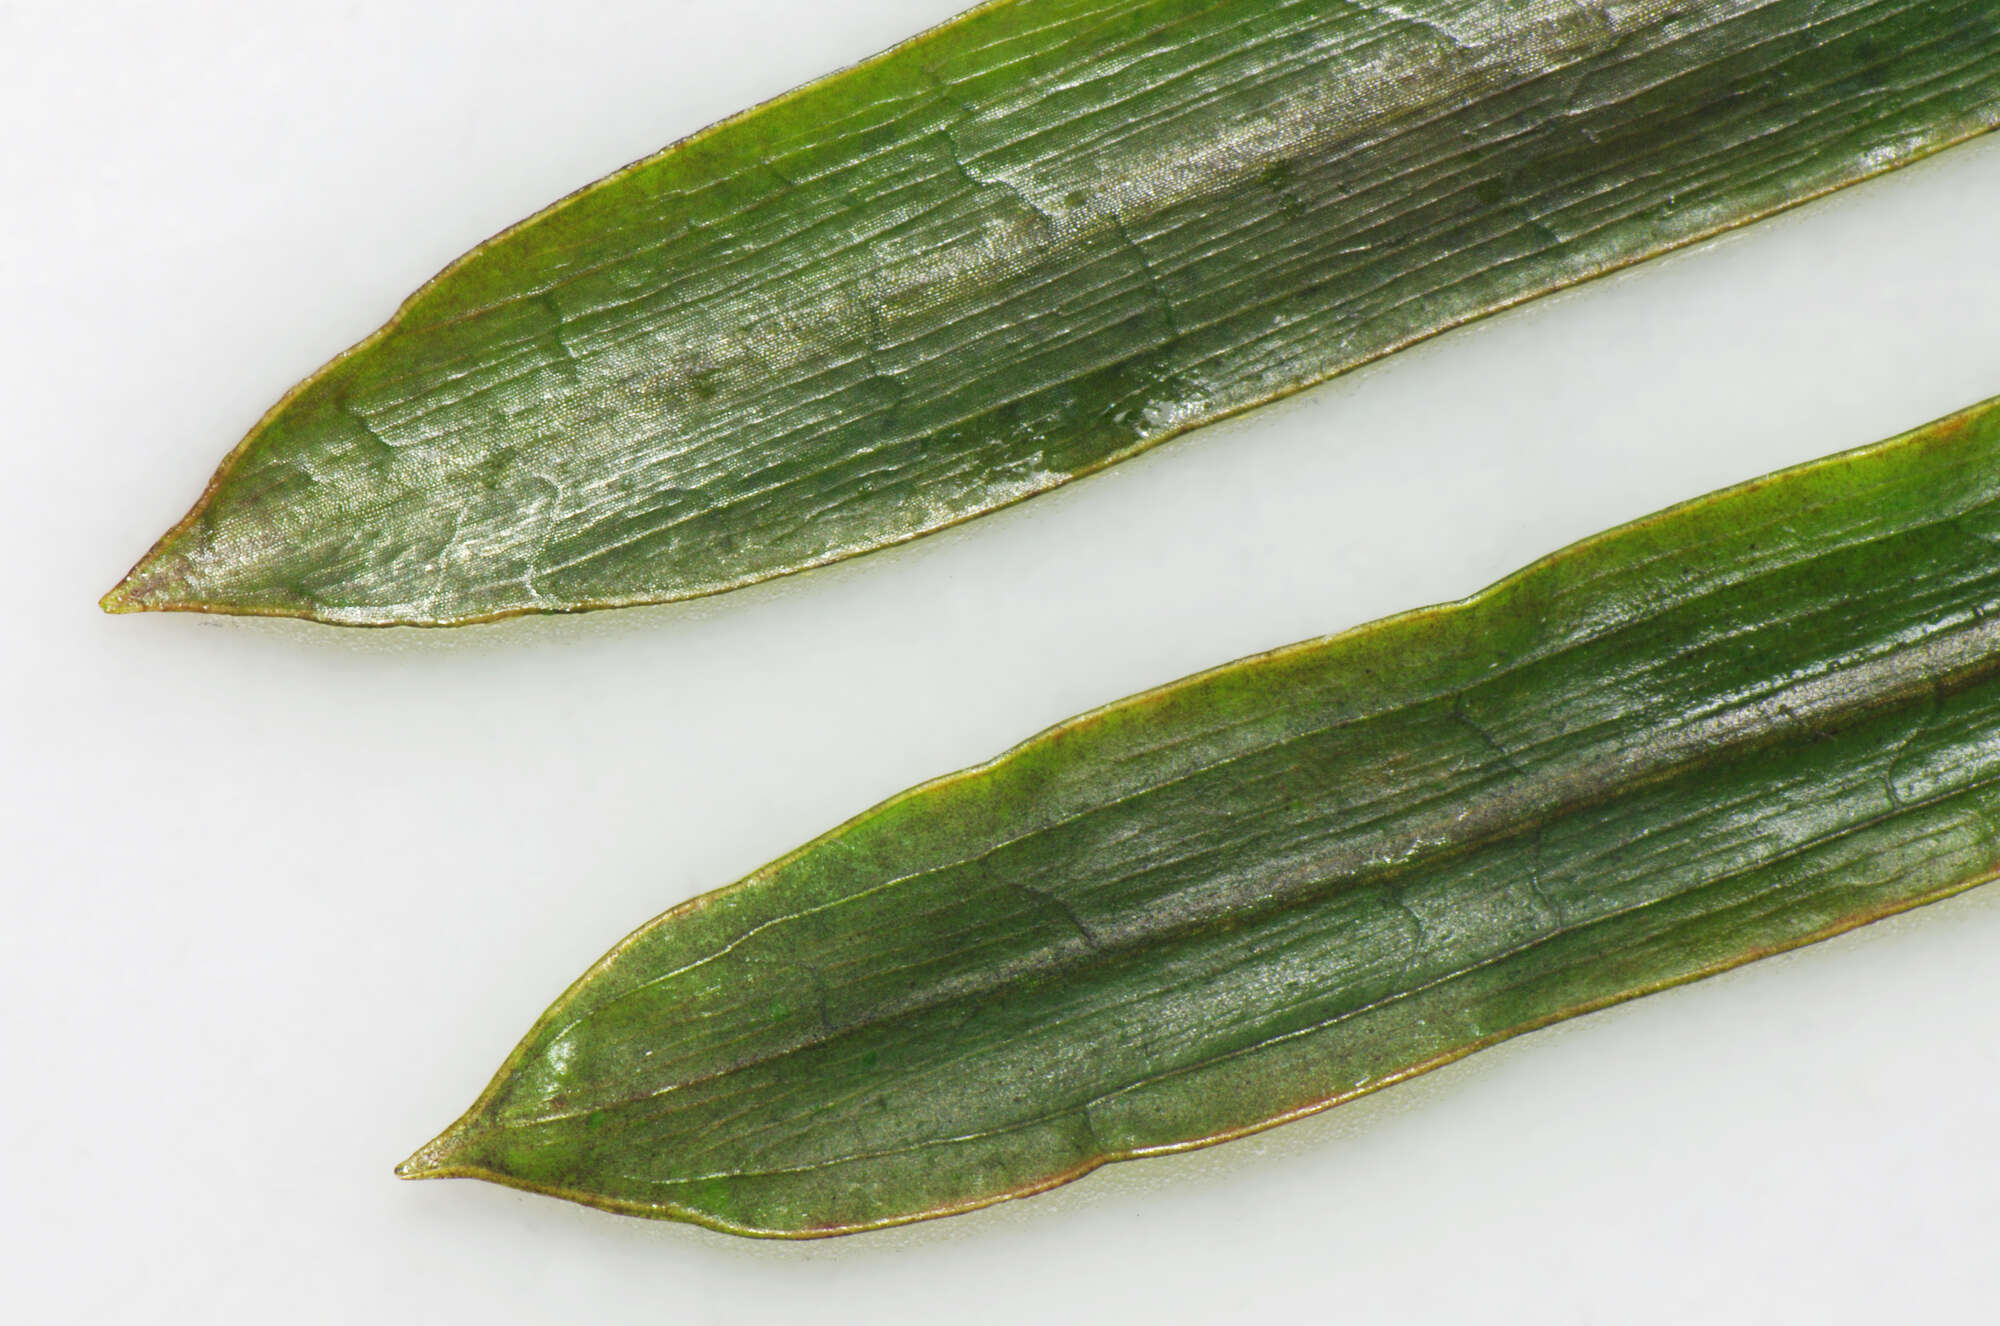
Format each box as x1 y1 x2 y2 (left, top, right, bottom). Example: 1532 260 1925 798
403 395 2000 1236
108 2 2000 626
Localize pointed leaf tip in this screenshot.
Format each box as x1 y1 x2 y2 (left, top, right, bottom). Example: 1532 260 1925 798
100 544 194 616
98 579 139 615
98 573 159 616
396 1126 474 1181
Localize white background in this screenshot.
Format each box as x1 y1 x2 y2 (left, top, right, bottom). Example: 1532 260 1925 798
6 2 1999 1320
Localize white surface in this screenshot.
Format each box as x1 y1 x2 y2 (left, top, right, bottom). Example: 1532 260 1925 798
5 2 1999 1320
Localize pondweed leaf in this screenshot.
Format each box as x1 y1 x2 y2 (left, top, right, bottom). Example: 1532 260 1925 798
402 394 2000 1235
107 0 2000 625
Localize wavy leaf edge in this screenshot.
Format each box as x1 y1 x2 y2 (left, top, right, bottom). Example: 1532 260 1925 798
398 392 2000 1236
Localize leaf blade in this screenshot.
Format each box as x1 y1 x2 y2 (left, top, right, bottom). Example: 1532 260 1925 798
404 393 2000 1235
111 0 2000 624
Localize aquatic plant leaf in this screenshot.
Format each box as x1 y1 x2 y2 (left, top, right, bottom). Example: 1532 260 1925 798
401 394 2000 1234
107 0 2000 624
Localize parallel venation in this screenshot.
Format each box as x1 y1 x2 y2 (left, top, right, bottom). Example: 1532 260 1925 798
405 396 2000 1234
116 0 2000 622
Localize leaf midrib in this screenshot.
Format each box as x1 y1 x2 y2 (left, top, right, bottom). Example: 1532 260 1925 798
508 601 2000 1132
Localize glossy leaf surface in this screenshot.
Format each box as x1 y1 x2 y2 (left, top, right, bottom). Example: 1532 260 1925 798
403 394 2000 1234
109 0 2000 625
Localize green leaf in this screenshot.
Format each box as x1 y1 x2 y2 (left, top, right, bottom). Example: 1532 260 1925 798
107 0 2000 625
401 394 2000 1236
